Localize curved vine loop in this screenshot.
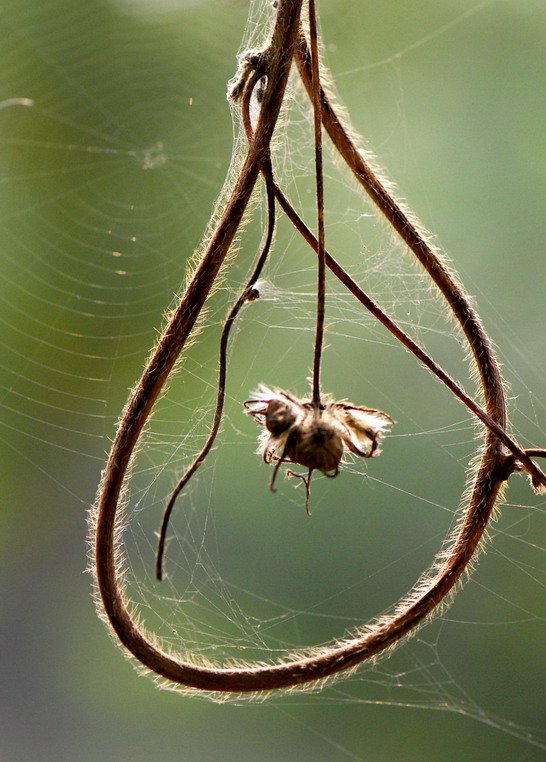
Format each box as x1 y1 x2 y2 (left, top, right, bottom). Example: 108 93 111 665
93 0 545 695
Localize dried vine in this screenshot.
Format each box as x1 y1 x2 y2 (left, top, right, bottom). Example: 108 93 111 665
93 0 545 695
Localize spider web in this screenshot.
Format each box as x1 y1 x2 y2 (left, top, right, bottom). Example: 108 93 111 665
1 1 545 760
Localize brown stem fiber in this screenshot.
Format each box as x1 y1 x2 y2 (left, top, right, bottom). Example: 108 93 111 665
92 3 543 695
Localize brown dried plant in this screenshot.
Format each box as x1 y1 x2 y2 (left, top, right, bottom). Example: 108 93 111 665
92 0 545 695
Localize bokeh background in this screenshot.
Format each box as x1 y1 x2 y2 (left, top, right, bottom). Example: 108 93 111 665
1 1 545 760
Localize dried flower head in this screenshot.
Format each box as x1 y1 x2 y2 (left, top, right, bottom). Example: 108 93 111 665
244 385 393 513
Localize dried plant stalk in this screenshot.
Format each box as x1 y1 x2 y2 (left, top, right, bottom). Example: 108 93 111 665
92 1 544 695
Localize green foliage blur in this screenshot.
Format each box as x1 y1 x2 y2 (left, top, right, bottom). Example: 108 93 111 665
1 1 544 760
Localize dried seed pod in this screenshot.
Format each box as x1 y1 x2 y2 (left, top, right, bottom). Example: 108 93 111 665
244 385 393 512
283 414 343 474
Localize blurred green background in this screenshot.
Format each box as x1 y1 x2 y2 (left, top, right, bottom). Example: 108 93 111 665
1 1 545 760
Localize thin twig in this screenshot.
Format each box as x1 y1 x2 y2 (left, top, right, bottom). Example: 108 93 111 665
155 73 276 581
308 0 326 409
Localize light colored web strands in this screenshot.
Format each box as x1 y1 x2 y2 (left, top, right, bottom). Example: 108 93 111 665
92 0 545 696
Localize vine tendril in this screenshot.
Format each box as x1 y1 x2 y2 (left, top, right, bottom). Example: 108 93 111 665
93 0 545 696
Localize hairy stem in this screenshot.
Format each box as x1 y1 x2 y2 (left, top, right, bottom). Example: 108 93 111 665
93 2 543 696
308 0 326 409
95 0 306 692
